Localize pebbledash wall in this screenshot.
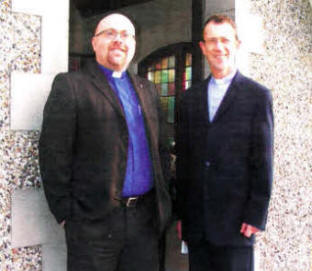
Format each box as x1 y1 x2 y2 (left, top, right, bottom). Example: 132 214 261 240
237 1 312 270
0 0 69 270
0 0 311 271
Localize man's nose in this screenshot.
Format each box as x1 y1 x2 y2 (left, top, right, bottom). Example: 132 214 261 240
112 33 123 42
214 39 224 49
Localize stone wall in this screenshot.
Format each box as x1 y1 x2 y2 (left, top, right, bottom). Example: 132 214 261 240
0 1 42 269
237 0 312 270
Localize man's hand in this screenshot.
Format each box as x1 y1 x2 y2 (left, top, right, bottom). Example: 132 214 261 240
60 220 66 228
240 222 260 238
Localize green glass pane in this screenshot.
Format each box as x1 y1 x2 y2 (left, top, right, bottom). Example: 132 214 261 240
168 56 175 68
168 97 175 124
162 57 168 69
168 83 175 95
186 67 192 80
155 71 161 83
168 69 175 82
186 53 192 66
147 71 154 82
161 83 168 96
161 70 169 83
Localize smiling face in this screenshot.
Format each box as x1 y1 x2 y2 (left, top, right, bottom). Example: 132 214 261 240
199 21 240 79
91 14 136 72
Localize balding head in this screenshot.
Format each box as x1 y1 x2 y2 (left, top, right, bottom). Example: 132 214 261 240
94 13 135 37
92 13 136 71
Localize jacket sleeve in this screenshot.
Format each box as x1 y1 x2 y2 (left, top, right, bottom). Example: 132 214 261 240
39 73 77 223
244 88 274 230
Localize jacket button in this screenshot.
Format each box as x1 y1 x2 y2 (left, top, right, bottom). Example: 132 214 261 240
205 161 210 167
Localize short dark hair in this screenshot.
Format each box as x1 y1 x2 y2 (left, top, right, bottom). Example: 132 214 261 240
203 14 239 41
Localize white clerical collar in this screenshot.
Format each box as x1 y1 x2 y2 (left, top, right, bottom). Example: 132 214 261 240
212 69 237 86
112 71 123 78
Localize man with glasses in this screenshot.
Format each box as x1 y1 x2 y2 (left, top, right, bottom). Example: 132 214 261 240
176 14 274 271
39 13 171 271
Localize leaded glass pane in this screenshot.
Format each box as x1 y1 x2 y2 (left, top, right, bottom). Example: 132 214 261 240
168 56 175 68
161 57 168 69
186 67 192 80
168 69 175 82
161 70 169 83
155 71 161 84
161 83 168 96
148 71 154 82
186 53 192 66
168 83 175 95
185 80 192 90
155 61 162 70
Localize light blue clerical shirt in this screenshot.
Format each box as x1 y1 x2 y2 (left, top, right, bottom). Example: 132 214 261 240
98 65 153 197
208 70 237 122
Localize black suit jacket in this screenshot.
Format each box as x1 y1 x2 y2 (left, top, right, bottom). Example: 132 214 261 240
176 71 273 246
39 60 171 234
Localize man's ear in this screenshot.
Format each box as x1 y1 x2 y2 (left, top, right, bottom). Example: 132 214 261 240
199 41 206 55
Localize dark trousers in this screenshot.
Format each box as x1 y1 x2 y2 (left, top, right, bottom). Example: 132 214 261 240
188 239 254 271
65 193 159 271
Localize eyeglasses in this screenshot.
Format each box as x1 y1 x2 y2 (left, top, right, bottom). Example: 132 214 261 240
94 29 135 41
203 37 235 45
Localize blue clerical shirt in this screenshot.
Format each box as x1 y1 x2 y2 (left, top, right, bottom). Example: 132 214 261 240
98 65 153 197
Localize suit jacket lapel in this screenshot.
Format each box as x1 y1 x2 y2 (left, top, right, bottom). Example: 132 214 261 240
199 77 211 126
87 61 125 118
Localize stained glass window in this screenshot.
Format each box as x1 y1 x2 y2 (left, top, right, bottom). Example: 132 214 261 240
182 53 192 91
143 52 193 125
139 44 193 145
144 56 176 124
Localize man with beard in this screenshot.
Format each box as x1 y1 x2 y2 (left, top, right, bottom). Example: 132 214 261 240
39 13 171 271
